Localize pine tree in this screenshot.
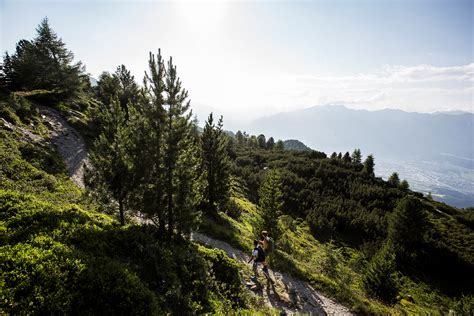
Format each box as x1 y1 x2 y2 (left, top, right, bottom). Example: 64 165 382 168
266 137 275 150
132 50 167 234
399 179 410 191
388 172 400 187
235 130 245 146
330 152 338 159
342 152 351 163
258 170 284 238
163 55 201 238
363 154 375 176
388 195 428 256
86 97 133 225
362 241 398 303
96 64 139 112
2 17 85 98
201 113 231 217
257 134 266 149
351 148 362 164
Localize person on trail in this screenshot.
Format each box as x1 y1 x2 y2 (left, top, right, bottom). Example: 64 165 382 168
248 239 269 281
260 231 272 254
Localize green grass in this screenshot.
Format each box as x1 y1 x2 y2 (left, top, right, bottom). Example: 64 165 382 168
200 190 472 315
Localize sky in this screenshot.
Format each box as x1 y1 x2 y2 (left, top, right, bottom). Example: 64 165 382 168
1 0 473 126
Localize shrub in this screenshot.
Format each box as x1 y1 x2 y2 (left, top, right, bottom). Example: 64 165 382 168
363 241 399 303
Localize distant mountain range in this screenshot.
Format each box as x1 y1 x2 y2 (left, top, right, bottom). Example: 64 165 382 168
248 105 474 208
250 105 473 162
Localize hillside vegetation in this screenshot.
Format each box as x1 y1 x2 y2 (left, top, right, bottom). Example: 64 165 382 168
1 18 473 314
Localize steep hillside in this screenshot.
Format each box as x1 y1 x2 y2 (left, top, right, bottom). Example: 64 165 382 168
0 99 264 314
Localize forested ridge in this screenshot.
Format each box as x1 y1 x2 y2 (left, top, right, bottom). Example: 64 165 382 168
1 19 473 314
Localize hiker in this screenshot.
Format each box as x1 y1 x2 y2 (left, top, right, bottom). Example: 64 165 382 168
248 239 268 281
261 230 275 257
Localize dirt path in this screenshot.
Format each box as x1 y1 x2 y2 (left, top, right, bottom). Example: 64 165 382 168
192 232 353 316
38 105 88 188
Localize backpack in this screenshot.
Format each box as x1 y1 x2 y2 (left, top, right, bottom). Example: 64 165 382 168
255 246 266 262
266 237 275 254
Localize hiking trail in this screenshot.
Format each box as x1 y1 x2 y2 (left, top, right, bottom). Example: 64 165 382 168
38 105 88 188
192 232 353 316
46 105 353 315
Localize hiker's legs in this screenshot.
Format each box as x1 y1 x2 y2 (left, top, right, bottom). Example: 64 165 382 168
252 262 259 277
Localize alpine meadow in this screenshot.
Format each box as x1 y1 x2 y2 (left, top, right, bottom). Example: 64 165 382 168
1 2 473 315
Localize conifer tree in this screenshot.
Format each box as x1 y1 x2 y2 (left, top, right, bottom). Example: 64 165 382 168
363 154 375 176
266 137 275 150
2 17 85 97
201 113 231 217
131 50 167 234
343 152 351 163
399 179 410 191
330 152 338 159
235 130 245 146
351 148 362 164
86 97 132 225
362 241 398 303
388 172 400 187
257 134 266 149
388 196 428 259
337 152 342 160
258 170 284 238
96 65 139 112
163 56 201 237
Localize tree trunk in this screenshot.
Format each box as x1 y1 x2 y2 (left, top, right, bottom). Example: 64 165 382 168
119 198 125 226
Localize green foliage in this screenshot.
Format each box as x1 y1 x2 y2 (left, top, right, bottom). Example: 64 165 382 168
86 96 133 225
0 190 250 314
2 18 86 99
388 195 429 260
351 148 362 164
363 154 375 176
362 241 399 303
388 172 400 187
201 113 231 216
95 64 140 111
257 169 283 238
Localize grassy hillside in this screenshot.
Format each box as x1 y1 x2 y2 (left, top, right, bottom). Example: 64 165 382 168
200 143 474 314
0 96 266 314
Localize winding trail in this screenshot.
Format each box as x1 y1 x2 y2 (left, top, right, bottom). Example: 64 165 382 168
38 105 88 188
43 105 353 315
192 232 353 316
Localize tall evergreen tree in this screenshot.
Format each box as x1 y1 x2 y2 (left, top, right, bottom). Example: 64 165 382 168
362 241 398 303
266 137 275 150
85 97 132 225
131 50 167 234
2 18 85 98
388 196 428 258
201 113 231 217
258 170 284 238
96 64 139 112
257 134 266 149
351 148 362 164
363 154 375 176
342 152 351 163
163 56 201 237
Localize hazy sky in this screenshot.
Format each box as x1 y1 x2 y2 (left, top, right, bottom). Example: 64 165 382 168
1 0 473 124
